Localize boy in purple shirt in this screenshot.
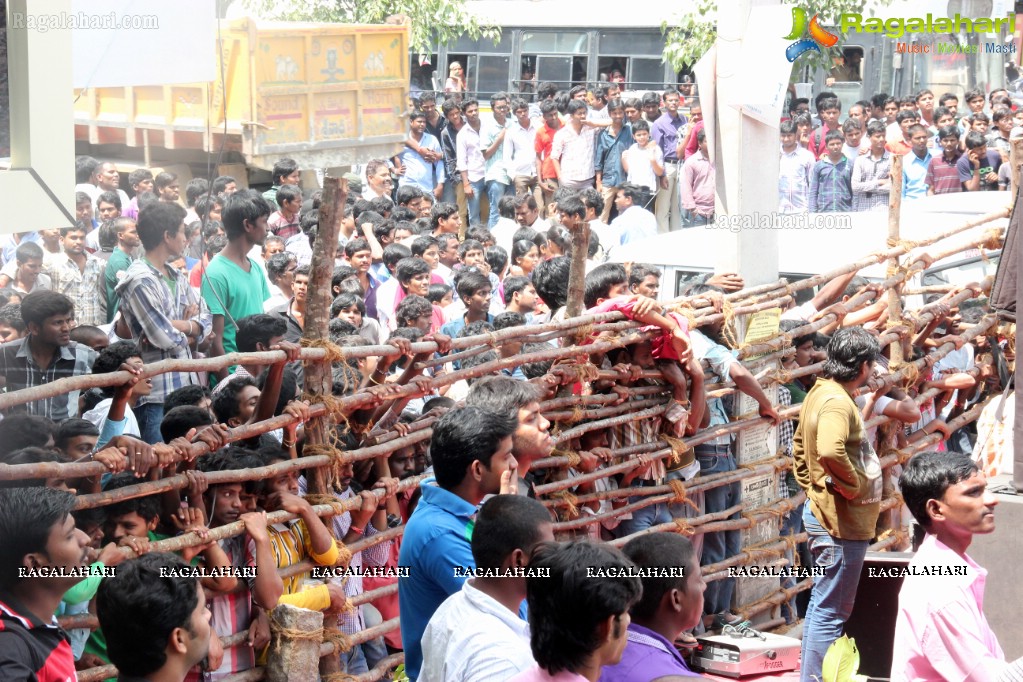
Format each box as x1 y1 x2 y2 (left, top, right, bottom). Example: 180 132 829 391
600 534 706 681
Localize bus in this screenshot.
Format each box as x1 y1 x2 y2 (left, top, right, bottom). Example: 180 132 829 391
410 0 693 101
412 0 1015 109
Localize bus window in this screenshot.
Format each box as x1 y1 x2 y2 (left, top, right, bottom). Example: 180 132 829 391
532 56 573 90
445 53 472 94
830 47 864 82
476 55 511 101
410 54 438 98
597 58 627 85
631 58 666 90
515 57 538 101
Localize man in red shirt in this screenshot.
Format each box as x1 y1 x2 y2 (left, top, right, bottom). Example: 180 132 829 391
534 100 563 213
0 487 92 681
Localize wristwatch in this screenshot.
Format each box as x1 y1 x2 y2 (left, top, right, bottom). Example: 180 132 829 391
386 513 402 529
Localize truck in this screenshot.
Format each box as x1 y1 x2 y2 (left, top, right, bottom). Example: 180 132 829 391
73 18 410 178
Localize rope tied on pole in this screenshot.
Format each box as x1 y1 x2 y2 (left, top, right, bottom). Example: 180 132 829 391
322 627 355 654
673 517 695 536
661 435 693 466
301 337 348 365
666 479 698 512
550 490 580 519
269 610 325 654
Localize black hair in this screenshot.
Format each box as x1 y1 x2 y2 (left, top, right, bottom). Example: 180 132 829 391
519 342 554 380
411 235 439 258
431 405 518 490
330 293 366 319
628 264 661 290
160 405 214 442
93 341 142 397
526 540 642 674
104 472 162 523
222 190 274 241
427 283 452 304
493 311 525 331
212 376 258 424
182 178 208 207
503 276 533 305
211 175 236 195
622 533 695 620
497 195 517 219
584 262 627 308
900 450 980 530
467 375 542 414
778 318 816 349
396 295 433 328
457 238 485 261
135 201 187 251
454 270 491 303
328 319 359 344
616 182 646 205
163 385 212 415
963 131 987 151
96 190 122 211
97 552 204 677
76 155 100 184
54 418 100 451
485 246 508 277
472 495 552 570
511 239 537 266
19 290 74 329
236 314 287 353
937 124 959 141
430 202 460 230
0 486 77 587
271 158 299 186
824 129 845 145
0 417 57 458
866 120 887 136
895 109 918 124
779 120 797 135
822 326 879 383
396 257 431 286
532 256 570 312
14 241 44 265
395 184 425 207
332 265 358 292
344 237 371 259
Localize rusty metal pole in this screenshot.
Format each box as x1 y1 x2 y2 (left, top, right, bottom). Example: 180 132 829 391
886 153 904 368
302 176 345 496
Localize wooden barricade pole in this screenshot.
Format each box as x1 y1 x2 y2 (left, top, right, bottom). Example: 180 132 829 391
302 176 345 496
887 153 904 368
565 218 591 320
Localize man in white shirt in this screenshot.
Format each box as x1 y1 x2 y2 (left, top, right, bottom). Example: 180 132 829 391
456 99 487 226
504 98 541 210
609 183 658 247
420 494 553 682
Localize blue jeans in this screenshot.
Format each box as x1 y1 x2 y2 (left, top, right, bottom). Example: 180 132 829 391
614 482 671 538
697 447 741 615
133 402 164 445
465 178 485 226
800 501 869 682
360 603 389 670
485 180 510 228
341 643 369 675
780 504 805 623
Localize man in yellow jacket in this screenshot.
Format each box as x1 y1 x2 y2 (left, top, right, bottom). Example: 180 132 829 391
793 327 882 682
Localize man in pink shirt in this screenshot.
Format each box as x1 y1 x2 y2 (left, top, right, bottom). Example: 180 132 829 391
892 450 1022 681
508 541 641 682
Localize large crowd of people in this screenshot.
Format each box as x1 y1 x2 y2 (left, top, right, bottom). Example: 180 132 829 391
0 80 1018 682
780 87 1021 213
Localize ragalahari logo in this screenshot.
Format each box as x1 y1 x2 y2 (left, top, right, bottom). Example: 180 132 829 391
784 8 839 62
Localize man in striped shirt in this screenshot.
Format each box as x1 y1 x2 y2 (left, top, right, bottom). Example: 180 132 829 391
851 121 892 211
926 125 963 195
0 290 96 421
809 130 853 212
